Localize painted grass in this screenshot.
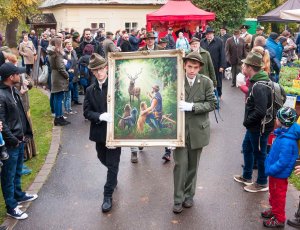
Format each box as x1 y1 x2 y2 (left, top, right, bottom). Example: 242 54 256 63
0 88 52 223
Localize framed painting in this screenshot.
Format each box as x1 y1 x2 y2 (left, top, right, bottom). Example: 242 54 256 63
106 50 185 147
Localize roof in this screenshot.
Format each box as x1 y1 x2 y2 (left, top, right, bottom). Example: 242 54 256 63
26 13 57 25
257 0 300 23
146 0 215 21
40 0 167 9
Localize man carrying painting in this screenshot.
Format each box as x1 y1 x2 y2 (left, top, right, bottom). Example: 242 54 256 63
172 51 217 214
83 53 121 213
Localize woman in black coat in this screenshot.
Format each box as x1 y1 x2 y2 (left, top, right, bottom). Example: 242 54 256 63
120 34 132 52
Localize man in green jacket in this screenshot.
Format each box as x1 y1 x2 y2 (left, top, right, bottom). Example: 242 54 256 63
173 51 217 213
188 37 217 87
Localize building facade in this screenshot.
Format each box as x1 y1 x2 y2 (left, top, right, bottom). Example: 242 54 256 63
40 0 167 34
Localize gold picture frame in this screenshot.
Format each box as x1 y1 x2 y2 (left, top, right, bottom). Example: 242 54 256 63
106 50 185 147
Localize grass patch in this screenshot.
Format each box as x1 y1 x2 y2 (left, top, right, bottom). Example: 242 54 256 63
0 88 53 223
289 173 300 190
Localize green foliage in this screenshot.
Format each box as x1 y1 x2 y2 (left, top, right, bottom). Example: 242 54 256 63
247 0 287 18
192 0 248 30
0 88 52 223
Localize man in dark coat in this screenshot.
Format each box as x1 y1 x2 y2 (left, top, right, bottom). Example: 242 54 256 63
225 29 247 87
138 32 163 51
120 33 132 52
0 63 37 220
78 28 105 58
165 27 176 49
219 27 231 46
83 53 121 213
129 29 143 51
200 27 226 97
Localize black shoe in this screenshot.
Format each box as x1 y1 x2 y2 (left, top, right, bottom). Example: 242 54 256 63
138 147 144 151
173 203 183 214
102 197 112 213
74 101 82 105
183 198 194 208
287 218 300 228
54 117 71 126
162 153 171 162
0 146 9 161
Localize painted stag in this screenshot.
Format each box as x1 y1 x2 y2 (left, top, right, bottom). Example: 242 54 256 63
127 69 142 103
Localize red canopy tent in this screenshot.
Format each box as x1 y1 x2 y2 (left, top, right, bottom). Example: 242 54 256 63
146 0 215 34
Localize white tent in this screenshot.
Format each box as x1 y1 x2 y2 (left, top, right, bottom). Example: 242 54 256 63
280 9 300 20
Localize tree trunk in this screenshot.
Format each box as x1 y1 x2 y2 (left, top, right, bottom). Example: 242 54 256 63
5 18 19 47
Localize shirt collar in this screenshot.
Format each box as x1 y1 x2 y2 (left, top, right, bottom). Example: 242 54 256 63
185 75 196 86
98 77 107 89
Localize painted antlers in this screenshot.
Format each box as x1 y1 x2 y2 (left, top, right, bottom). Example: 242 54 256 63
127 68 143 80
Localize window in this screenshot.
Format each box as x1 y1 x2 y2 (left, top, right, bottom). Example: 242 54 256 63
125 22 138 33
99 23 105 30
91 23 97 29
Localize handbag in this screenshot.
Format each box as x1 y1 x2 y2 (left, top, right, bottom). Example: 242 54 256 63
38 65 49 84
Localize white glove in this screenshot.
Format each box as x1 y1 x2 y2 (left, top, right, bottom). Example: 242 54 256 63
179 101 194 112
99 113 113 123
107 146 117 149
167 146 176 150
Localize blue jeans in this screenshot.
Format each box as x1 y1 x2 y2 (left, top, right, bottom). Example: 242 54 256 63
1 143 26 210
242 130 270 185
53 91 64 118
71 82 79 102
64 90 71 112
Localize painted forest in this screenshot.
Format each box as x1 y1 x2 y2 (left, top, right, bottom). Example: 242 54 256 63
114 57 179 140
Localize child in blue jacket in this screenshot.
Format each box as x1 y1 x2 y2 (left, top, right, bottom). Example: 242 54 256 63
262 107 300 228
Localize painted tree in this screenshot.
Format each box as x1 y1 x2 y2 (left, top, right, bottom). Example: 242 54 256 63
192 0 248 30
0 0 40 47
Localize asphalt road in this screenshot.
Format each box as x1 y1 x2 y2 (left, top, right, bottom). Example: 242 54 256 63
14 80 299 230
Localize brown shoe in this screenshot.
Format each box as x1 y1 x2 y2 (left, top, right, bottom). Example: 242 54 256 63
183 198 194 208
173 203 183 214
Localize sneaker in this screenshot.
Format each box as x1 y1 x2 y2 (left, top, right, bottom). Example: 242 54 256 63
173 203 183 214
6 206 28 220
261 209 274 218
17 193 38 204
263 216 285 228
233 175 253 186
244 183 268 193
69 111 77 115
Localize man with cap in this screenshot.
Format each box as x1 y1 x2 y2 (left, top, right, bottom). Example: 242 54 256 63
139 32 163 51
233 52 276 193
83 53 121 213
240 25 252 52
165 27 176 50
172 51 217 213
103 31 120 59
158 38 168 49
0 63 38 219
250 25 267 49
188 37 216 87
200 27 226 98
225 29 247 87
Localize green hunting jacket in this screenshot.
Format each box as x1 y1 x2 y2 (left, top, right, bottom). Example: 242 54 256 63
187 48 217 87
184 74 217 149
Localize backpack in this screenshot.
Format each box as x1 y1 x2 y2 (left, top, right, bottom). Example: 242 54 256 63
252 80 286 133
79 64 90 87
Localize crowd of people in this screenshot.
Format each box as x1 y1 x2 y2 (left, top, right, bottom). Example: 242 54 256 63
0 23 299 229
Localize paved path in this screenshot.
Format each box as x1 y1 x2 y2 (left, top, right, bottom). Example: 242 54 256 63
14 80 299 230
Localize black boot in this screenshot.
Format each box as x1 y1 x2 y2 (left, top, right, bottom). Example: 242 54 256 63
287 196 300 228
0 146 9 161
54 117 71 126
101 197 112 213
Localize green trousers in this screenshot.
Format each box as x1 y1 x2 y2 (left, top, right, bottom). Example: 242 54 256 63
173 147 202 204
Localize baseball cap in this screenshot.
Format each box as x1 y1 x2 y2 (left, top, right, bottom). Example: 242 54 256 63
0 62 26 81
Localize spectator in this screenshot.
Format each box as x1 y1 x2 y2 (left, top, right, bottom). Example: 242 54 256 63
78 28 104 58
219 26 231 46
72 32 81 57
78 44 94 94
103 31 120 59
158 38 168 49
40 33 50 62
266 32 281 82
0 62 37 220
120 34 132 52
176 32 190 53
250 25 267 49
139 32 163 51
165 27 176 50
28 30 38 50
48 38 71 126
281 30 297 63
117 30 127 47
18 34 36 76
129 29 143 51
